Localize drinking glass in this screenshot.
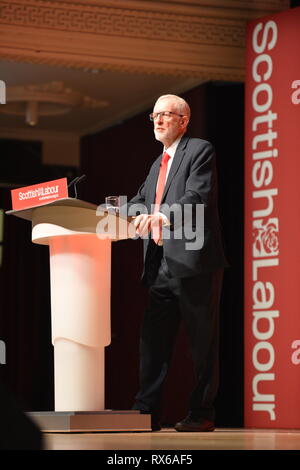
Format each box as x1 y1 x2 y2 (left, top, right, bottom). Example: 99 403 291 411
105 195 120 212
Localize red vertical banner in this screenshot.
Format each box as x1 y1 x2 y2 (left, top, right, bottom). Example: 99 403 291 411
245 7 300 428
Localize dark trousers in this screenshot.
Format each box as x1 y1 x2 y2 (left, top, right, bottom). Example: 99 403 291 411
133 254 224 421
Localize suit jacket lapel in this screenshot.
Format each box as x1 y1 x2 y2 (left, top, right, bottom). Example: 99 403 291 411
148 154 162 206
161 135 189 202
148 135 189 207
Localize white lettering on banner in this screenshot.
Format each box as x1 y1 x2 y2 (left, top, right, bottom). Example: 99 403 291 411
18 185 59 201
291 80 300 104
291 340 300 365
250 20 279 421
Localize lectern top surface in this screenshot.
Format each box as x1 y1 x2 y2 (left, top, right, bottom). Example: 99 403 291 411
6 197 99 221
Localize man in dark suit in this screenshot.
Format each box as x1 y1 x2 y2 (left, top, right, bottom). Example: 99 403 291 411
129 94 226 432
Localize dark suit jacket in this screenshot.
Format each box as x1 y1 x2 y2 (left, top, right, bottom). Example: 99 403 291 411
129 135 227 281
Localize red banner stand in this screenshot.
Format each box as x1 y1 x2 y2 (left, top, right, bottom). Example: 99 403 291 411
244 7 300 428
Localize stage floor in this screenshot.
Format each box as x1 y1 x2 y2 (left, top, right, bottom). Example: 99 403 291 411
44 428 300 450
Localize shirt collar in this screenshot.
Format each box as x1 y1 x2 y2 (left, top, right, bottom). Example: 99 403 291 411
164 134 183 159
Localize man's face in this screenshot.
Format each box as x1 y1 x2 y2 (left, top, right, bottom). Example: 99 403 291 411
153 98 188 148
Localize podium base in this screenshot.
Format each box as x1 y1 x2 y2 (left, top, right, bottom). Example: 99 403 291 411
27 411 151 433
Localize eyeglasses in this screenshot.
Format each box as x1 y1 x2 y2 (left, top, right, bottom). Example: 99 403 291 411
149 111 184 121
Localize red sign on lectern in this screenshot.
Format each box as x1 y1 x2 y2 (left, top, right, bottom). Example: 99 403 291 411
245 8 300 428
11 178 68 211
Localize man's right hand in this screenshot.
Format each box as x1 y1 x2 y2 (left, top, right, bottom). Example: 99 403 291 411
133 213 164 237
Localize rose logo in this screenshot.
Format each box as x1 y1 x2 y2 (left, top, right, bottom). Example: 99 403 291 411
253 220 279 257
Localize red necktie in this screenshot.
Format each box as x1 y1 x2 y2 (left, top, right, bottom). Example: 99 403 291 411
153 151 170 244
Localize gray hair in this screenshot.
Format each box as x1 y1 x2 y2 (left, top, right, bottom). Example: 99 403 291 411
155 94 191 119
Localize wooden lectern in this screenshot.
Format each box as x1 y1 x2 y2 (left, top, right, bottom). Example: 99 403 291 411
7 198 150 432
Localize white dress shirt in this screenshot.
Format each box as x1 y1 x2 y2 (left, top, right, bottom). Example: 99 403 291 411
163 135 182 181
157 134 183 229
